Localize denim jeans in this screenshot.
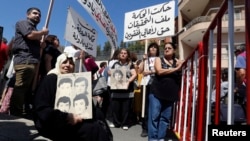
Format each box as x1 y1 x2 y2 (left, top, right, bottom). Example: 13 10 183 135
148 94 173 141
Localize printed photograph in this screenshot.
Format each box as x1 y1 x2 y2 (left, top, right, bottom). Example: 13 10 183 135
54 72 92 119
110 68 127 90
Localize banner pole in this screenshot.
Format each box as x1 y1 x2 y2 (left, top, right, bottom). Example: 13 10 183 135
41 0 54 42
141 39 148 118
33 0 55 92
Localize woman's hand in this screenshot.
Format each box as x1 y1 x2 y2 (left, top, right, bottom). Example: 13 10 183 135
142 54 148 61
67 113 83 125
175 59 184 71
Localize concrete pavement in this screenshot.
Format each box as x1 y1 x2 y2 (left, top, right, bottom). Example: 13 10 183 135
0 113 178 141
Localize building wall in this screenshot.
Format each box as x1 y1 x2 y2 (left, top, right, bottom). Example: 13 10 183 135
178 0 246 68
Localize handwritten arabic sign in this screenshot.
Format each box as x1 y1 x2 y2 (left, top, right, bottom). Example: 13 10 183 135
123 1 175 42
77 0 118 49
64 7 97 57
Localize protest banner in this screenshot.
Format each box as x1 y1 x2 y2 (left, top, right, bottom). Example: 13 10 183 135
77 0 118 51
124 1 175 42
64 7 97 57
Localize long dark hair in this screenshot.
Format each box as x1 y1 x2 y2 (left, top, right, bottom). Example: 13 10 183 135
147 42 160 57
45 35 58 46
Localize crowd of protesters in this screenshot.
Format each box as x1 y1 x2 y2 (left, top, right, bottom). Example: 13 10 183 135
0 6 185 141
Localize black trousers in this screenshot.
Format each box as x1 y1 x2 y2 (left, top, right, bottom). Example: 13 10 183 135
111 97 132 127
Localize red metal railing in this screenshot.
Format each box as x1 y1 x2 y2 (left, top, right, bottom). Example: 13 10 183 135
173 0 249 140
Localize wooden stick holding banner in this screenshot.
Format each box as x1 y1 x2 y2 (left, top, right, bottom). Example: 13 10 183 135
141 39 148 118
41 0 54 42
32 0 55 92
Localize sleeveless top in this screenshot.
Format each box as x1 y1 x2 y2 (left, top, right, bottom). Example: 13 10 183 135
151 57 181 101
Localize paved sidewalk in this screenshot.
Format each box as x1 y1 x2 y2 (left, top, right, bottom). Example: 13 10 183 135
0 113 179 141
0 113 51 141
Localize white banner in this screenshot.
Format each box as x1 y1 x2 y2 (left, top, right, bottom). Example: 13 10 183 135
64 7 97 57
77 0 118 50
123 1 175 42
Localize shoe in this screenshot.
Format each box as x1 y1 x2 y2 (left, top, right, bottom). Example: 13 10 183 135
122 126 129 130
109 123 115 128
140 129 148 137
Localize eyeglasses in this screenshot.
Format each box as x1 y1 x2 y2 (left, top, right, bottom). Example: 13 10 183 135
164 47 173 50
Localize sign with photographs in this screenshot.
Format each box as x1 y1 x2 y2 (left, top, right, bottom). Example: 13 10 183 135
110 68 128 90
54 72 92 119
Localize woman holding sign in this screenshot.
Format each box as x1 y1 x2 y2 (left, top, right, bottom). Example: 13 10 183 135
33 53 112 141
108 48 137 130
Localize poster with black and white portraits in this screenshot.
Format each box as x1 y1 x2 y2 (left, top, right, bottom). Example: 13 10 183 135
54 72 92 119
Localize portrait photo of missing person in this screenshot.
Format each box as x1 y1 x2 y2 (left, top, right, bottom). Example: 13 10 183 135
74 76 89 95
54 75 73 112
56 96 71 112
72 94 91 119
110 68 127 90
56 77 73 97
54 72 92 119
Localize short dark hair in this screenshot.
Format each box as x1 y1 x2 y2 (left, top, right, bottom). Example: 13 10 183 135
57 96 71 107
99 62 107 68
74 77 88 87
234 44 245 52
45 35 58 45
26 7 41 14
73 94 89 106
58 78 72 87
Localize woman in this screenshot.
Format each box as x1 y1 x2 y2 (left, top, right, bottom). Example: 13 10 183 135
138 42 160 137
104 49 119 127
33 53 112 141
148 42 183 141
108 48 137 130
39 35 61 82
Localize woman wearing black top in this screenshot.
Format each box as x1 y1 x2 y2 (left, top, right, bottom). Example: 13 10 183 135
33 53 112 141
39 35 61 82
148 42 183 141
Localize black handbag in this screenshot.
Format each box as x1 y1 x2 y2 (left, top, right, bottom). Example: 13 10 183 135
92 75 108 96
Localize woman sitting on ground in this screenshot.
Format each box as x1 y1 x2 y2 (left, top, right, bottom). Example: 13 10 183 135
33 53 112 141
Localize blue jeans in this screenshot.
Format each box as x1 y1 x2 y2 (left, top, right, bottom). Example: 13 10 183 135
148 94 173 141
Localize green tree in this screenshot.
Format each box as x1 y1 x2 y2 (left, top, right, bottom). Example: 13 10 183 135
127 41 144 53
96 44 101 56
103 41 111 53
119 40 127 48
